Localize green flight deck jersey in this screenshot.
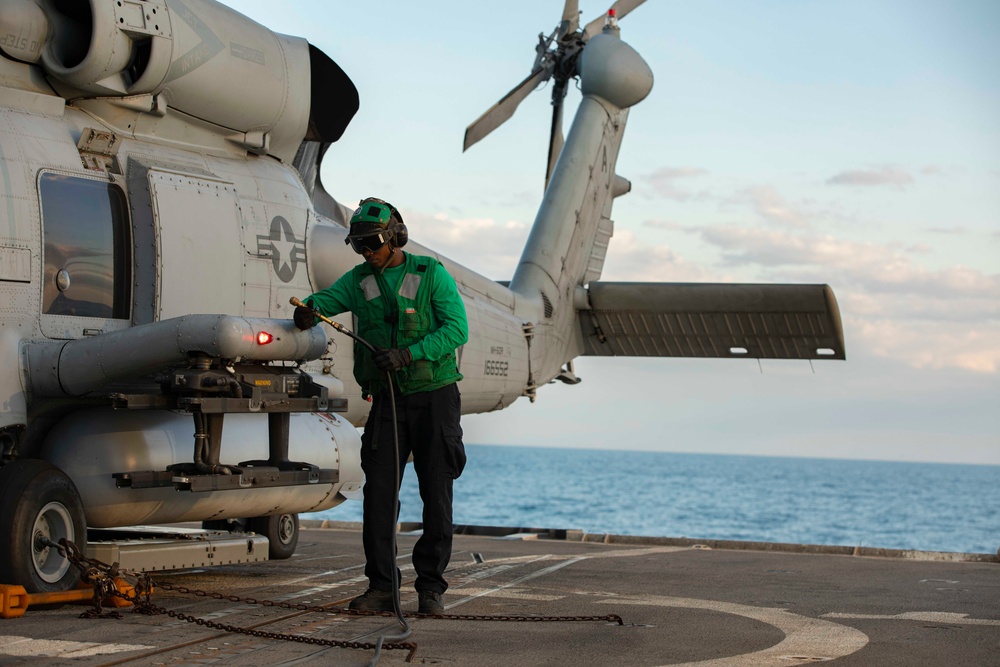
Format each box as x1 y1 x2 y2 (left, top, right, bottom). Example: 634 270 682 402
305 253 468 397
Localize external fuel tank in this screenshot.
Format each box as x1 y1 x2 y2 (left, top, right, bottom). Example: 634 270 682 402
38 408 363 528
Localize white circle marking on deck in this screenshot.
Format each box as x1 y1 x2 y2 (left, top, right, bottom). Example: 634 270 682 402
599 595 869 666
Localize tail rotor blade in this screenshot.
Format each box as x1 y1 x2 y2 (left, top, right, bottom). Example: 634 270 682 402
464 65 552 152
583 0 647 40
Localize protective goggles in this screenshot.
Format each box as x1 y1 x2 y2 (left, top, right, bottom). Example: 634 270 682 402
345 229 391 254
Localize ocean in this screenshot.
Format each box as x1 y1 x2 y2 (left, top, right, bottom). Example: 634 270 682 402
306 445 1000 555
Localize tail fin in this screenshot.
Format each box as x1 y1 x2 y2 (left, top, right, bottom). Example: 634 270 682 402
508 33 652 385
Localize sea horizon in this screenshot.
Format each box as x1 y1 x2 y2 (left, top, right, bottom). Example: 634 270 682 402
308 444 1000 555
460 442 1000 468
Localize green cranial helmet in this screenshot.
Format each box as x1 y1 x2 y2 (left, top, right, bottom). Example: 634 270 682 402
345 197 408 253
350 199 394 227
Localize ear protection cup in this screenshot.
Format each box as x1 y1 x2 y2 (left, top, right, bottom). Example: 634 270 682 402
392 220 408 248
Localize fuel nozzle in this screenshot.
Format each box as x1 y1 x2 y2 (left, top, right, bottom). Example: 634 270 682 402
289 297 377 353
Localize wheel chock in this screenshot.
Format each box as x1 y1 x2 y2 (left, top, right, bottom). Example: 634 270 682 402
0 579 143 618
0 585 29 618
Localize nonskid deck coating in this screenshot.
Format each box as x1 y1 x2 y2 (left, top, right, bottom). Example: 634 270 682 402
1 522 997 666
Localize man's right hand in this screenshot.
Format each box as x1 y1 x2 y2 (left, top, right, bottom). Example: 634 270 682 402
294 305 317 330
372 347 413 372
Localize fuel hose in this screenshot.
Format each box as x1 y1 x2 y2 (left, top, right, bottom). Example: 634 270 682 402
289 298 411 664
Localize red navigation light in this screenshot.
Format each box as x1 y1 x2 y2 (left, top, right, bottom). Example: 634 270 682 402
257 331 274 345
608 8 616 17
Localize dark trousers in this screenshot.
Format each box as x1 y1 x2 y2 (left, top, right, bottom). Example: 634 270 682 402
360 382 466 594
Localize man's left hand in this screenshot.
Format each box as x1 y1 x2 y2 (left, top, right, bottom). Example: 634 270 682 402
372 347 413 372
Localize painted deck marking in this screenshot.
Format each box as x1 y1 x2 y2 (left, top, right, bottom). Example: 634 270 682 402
0 635 154 658
599 595 869 666
583 546 696 559
447 557 586 610
823 611 1000 626
448 586 564 602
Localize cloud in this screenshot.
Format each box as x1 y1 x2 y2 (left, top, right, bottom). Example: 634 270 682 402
645 167 709 201
699 226 878 269
699 225 1000 300
651 167 708 179
850 318 1000 374
826 166 915 187
729 186 811 228
411 211 528 279
641 219 688 232
923 226 970 235
601 230 720 282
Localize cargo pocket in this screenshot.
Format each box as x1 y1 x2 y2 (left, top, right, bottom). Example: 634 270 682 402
398 310 429 344
441 424 467 479
409 358 433 382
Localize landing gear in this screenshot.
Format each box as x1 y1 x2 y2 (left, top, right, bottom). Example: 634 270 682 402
0 460 86 593
200 513 299 560
247 514 299 560
201 518 243 532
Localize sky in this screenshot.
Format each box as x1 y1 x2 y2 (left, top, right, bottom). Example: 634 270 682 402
224 0 1000 465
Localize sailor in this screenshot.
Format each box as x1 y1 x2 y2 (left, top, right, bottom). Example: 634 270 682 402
295 197 468 614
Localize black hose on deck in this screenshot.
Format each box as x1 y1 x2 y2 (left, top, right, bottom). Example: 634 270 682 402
368 372 411 667
291 299 411 665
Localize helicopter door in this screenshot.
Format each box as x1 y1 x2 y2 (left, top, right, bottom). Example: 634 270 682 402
38 172 132 340
147 171 245 320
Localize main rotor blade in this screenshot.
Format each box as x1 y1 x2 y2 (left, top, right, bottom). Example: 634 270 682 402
583 0 647 39
463 65 552 152
545 83 567 187
558 0 580 37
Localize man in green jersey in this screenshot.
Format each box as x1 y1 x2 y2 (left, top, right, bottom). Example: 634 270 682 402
294 197 468 615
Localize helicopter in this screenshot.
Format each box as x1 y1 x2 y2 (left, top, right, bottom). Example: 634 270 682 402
0 0 844 593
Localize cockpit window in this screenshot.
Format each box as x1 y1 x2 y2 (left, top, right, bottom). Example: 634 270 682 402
39 173 131 319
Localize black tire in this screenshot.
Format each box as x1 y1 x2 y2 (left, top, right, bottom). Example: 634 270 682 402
246 513 298 560
0 460 86 593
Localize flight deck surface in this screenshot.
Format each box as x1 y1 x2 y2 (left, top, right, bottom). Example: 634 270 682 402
1 522 997 666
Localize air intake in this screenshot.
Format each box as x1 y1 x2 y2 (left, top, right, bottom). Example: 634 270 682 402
541 291 554 319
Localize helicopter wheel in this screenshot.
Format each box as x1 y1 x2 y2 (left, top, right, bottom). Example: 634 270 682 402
246 513 298 560
0 460 86 593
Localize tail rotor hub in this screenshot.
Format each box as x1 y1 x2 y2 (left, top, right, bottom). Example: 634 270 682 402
463 1 648 184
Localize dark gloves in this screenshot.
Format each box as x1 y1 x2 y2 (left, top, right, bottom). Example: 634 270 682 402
294 305 317 330
372 347 413 372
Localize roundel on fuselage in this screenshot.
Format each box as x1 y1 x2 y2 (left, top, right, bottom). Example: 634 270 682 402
255 216 305 283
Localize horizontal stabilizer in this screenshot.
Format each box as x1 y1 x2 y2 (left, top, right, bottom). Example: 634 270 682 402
580 282 845 360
